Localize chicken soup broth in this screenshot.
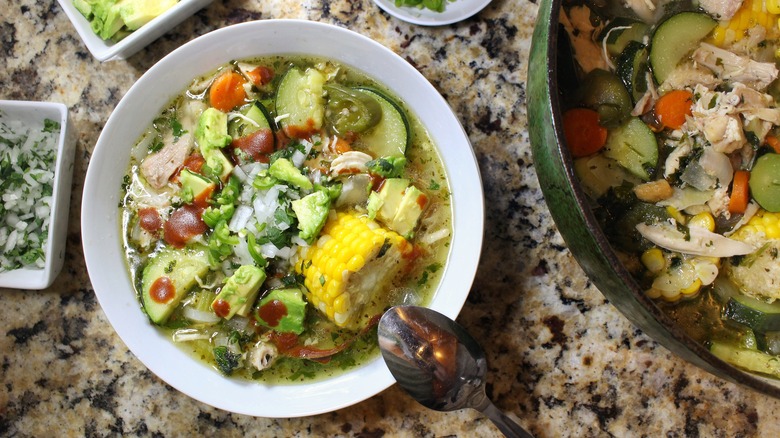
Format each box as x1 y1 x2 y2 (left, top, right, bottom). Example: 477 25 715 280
560 0 780 377
120 56 452 382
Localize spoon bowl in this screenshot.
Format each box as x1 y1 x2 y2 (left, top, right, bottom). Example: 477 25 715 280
378 306 533 438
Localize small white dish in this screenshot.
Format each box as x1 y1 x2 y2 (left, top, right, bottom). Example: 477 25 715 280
82 19 484 417
0 101 76 290
56 0 213 62
373 0 492 26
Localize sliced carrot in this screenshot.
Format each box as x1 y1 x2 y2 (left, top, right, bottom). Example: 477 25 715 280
655 89 694 130
765 135 780 154
729 170 750 214
562 108 608 158
209 71 247 112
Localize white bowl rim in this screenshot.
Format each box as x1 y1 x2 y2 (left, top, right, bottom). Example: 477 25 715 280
372 0 493 26
0 100 74 290
82 19 484 417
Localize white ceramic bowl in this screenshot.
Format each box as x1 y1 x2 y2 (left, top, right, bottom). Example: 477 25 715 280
57 0 213 62
372 0 492 26
82 19 484 417
0 101 75 290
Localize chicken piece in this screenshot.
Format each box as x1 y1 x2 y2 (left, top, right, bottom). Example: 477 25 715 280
140 133 193 189
330 151 372 175
633 179 674 202
692 43 779 90
700 113 746 153
658 62 719 94
559 6 608 75
248 340 278 371
698 0 744 20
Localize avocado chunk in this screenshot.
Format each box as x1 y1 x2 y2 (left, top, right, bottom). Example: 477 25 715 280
211 265 267 319
254 288 307 334
291 190 331 243
391 185 428 239
179 169 216 205
120 0 178 30
141 245 211 325
373 178 410 223
269 157 313 190
195 108 234 181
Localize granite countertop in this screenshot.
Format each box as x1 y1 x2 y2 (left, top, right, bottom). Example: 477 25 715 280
3 0 780 436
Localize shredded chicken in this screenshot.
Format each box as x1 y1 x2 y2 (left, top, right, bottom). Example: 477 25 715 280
140 133 193 189
559 6 608 74
692 42 779 90
636 220 755 257
248 340 278 371
698 0 744 20
330 151 372 175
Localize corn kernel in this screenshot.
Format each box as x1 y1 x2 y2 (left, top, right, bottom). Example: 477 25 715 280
666 206 686 225
681 278 703 296
645 288 662 299
641 248 666 273
689 212 716 232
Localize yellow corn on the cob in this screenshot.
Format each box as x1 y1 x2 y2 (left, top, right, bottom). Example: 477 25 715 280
296 211 412 330
711 0 778 46
726 210 780 301
734 210 780 240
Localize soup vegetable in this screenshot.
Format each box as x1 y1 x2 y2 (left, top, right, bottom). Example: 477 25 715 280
120 56 452 382
560 0 780 376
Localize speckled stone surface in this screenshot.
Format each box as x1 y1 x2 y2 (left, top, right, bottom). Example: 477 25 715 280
3 0 780 436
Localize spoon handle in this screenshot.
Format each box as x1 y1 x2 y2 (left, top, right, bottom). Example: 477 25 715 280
480 400 534 438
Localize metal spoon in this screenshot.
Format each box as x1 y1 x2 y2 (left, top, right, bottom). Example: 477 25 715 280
378 305 533 438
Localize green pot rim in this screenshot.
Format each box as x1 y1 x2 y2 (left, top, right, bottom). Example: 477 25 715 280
527 0 780 398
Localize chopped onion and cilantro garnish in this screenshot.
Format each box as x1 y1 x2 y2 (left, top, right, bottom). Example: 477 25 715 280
0 117 60 272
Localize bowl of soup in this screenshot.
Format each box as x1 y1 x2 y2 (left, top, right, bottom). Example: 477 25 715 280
528 0 780 397
82 19 483 417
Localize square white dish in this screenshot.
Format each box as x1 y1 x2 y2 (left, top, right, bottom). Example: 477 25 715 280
56 0 214 62
0 101 76 290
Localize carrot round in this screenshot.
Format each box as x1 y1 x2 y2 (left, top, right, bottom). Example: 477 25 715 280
209 71 247 112
765 135 780 154
729 170 750 214
562 108 608 158
655 90 694 130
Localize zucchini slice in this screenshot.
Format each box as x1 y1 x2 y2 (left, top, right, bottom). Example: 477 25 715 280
723 294 780 333
352 87 410 157
616 41 650 104
275 67 326 138
649 12 717 84
601 19 650 58
229 101 275 138
603 116 658 181
710 341 780 377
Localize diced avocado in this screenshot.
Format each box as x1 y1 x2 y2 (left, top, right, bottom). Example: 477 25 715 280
73 0 95 17
195 108 234 181
391 185 428 239
366 191 382 220
254 288 307 334
120 0 178 31
98 2 125 40
269 157 313 190
291 191 331 243
212 265 267 319
366 155 407 178
179 169 216 204
141 245 211 325
375 178 410 224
